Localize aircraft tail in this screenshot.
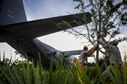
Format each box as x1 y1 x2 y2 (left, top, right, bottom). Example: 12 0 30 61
0 0 27 26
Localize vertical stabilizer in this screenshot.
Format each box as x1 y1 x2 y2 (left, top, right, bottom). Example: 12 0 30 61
0 0 27 26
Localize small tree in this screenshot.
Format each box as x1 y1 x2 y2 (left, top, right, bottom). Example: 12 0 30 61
59 0 127 61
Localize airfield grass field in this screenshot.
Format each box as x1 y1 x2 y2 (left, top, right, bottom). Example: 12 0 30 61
0 54 127 84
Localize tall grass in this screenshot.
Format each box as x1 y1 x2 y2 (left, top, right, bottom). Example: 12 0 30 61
0 55 127 84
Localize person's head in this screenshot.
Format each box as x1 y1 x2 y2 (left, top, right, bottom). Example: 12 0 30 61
109 40 119 46
83 46 88 51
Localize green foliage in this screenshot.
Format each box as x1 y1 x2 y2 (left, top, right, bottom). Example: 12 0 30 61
0 56 127 84
70 0 127 62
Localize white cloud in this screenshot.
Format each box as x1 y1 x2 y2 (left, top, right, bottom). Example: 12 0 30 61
0 43 21 61
38 31 85 51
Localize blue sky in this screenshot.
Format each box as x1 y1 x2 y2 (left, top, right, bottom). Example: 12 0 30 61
0 0 127 61
23 0 78 20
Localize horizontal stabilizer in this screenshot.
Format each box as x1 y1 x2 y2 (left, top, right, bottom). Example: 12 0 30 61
0 12 92 39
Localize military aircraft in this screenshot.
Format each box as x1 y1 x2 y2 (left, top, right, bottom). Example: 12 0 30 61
0 0 92 68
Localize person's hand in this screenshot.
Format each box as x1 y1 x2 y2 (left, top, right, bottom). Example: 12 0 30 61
97 39 101 44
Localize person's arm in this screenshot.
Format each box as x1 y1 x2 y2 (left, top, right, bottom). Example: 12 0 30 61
86 43 99 56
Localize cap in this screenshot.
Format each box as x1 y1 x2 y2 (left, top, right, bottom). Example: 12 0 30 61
109 40 119 46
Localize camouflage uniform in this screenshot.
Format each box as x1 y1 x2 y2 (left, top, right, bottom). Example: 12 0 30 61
79 51 88 65
101 40 122 81
101 41 122 65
